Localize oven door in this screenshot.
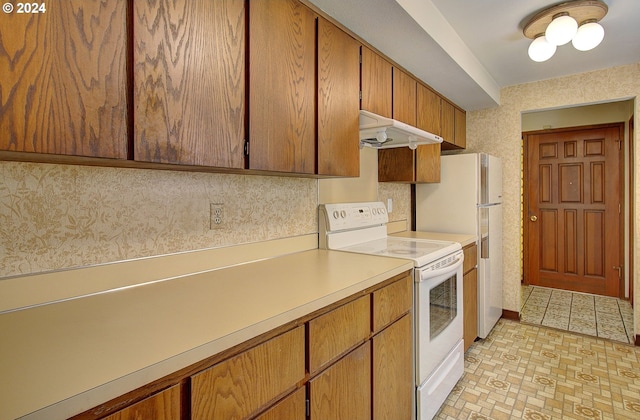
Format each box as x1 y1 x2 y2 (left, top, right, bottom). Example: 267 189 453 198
415 250 464 385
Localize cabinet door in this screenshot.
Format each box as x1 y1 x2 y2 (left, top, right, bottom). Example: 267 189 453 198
463 268 478 351
454 107 467 148
392 69 417 126
249 0 316 174
378 147 415 183
416 144 441 183
373 314 413 420
101 385 181 420
372 275 412 333
309 341 371 420
133 0 245 168
360 47 392 118
417 84 441 136
317 17 360 177
255 388 306 420
441 100 456 146
191 326 305 420
308 295 370 375
0 1 127 158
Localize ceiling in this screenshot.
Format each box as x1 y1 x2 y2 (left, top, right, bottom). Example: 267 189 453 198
308 0 640 111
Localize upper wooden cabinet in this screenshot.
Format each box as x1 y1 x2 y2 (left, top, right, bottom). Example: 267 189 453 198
133 0 245 168
441 100 466 149
392 69 417 126
360 47 392 118
417 84 442 136
0 1 128 158
379 73 441 183
248 0 316 174
317 17 361 177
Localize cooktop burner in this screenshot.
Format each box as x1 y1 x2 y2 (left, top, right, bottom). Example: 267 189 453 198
337 237 460 267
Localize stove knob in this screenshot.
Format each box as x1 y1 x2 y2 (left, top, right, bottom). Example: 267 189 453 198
332 211 339 219
340 210 347 218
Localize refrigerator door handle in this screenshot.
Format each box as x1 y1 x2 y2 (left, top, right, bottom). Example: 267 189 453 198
480 207 489 259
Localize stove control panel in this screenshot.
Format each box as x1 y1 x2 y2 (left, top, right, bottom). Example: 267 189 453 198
319 202 388 232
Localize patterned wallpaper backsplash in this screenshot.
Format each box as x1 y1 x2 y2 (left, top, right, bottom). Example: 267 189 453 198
466 62 639 332
0 161 318 277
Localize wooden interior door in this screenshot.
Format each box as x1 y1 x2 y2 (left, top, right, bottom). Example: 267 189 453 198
524 124 623 297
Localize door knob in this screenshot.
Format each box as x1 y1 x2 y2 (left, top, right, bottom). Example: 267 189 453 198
530 215 538 222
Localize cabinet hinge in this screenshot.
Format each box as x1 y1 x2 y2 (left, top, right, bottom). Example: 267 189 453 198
359 91 362 100
359 52 362 64
244 139 249 157
616 139 622 150
306 399 310 416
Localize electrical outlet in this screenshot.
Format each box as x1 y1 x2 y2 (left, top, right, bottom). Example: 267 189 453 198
210 203 224 229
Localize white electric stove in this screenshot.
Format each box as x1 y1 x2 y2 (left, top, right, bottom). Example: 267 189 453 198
319 202 465 420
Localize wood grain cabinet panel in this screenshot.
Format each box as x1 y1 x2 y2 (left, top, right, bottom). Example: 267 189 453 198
317 17 361 177
101 385 181 420
249 0 316 174
360 47 392 118
308 295 370 375
254 388 306 420
417 84 442 136
133 0 245 168
463 243 478 351
392 68 417 126
454 107 467 148
441 100 467 150
373 314 413 420
0 1 127 158
372 274 412 332
191 326 305 420
309 342 372 420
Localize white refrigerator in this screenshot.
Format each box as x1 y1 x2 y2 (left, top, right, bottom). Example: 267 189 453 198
415 153 503 339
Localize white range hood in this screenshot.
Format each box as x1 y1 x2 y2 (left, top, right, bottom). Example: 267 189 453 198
359 110 443 149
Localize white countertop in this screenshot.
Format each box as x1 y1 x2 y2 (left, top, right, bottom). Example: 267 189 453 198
0 247 412 420
392 231 477 248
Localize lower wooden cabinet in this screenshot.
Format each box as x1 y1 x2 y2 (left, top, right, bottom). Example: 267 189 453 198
373 313 413 420
101 385 181 420
71 272 413 420
309 341 372 420
191 326 305 419
463 243 478 351
254 388 306 420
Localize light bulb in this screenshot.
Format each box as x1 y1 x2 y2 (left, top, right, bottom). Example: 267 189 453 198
528 36 556 62
376 130 387 143
572 21 604 51
408 136 418 150
545 14 578 46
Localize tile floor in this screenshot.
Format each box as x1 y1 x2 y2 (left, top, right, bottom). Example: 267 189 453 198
520 286 634 344
435 319 640 420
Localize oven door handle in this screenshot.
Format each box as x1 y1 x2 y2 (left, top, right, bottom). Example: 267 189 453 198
419 254 463 281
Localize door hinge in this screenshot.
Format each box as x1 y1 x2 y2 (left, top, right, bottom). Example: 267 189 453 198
244 139 249 157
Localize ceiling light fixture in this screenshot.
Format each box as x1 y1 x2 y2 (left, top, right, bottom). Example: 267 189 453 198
523 0 608 62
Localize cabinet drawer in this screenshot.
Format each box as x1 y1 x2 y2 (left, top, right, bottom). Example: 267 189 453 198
308 295 370 374
191 326 305 420
101 384 181 420
255 387 306 420
463 244 478 274
372 275 413 332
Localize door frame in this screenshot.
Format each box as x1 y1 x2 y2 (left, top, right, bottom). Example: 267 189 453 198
522 122 626 298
